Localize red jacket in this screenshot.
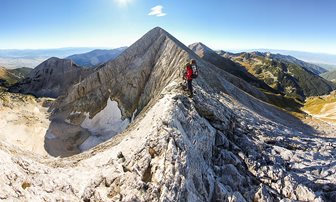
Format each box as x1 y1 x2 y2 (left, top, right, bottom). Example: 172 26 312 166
185 65 193 81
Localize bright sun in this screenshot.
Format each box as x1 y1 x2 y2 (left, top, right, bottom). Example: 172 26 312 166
114 0 133 7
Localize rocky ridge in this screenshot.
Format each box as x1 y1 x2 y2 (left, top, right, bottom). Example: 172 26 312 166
0 27 335 201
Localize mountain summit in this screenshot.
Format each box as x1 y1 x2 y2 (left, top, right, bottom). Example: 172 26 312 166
1 27 335 201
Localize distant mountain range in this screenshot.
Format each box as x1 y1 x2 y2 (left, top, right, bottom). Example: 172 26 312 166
0 48 98 58
321 70 336 83
0 47 121 69
0 57 48 69
66 47 127 67
236 49 336 68
222 51 336 101
316 63 336 71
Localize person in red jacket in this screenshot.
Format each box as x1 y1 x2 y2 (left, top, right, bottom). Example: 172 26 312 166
184 62 194 97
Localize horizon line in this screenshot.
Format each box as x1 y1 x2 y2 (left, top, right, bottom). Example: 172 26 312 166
1 46 336 56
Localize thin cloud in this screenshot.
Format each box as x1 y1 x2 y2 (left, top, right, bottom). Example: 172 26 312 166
148 5 166 17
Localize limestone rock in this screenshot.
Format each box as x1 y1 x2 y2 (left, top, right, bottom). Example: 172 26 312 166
0 27 335 202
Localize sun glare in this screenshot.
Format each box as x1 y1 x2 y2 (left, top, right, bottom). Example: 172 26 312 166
114 0 133 7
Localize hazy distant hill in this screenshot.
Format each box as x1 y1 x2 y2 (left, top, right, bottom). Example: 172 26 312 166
0 48 98 69
321 70 336 83
221 51 328 75
0 66 32 87
66 47 127 67
241 49 336 67
315 63 336 71
0 57 48 69
223 51 336 101
267 53 328 75
0 48 97 58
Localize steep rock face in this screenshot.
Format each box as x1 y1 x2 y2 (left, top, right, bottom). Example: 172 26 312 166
66 47 127 67
0 27 335 201
9 57 93 98
47 27 195 156
48 27 269 157
223 52 336 101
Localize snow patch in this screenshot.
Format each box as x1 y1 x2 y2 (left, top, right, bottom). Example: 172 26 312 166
79 98 130 151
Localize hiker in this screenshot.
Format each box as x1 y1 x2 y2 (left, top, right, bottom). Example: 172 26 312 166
183 59 198 97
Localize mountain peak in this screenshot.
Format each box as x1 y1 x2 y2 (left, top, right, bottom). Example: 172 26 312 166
141 26 169 40
188 42 218 59
189 42 211 51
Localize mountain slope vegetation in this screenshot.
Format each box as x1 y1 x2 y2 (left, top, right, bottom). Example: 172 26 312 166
0 66 32 87
222 52 336 101
321 70 336 83
303 91 336 124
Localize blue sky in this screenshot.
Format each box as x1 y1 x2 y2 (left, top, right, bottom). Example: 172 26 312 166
1 0 336 54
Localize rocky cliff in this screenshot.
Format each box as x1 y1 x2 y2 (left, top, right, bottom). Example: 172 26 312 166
9 57 94 98
0 27 335 201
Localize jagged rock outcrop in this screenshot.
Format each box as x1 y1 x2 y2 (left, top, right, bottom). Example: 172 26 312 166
0 27 335 201
9 57 94 98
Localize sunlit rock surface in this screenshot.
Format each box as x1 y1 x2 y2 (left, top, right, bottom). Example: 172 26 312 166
0 27 335 201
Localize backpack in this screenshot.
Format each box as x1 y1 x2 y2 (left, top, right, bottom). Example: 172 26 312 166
191 64 198 78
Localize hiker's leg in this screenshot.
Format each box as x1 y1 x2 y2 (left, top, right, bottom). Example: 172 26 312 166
188 80 193 96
